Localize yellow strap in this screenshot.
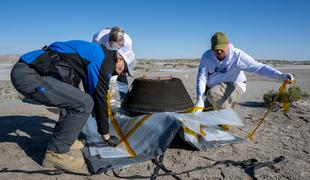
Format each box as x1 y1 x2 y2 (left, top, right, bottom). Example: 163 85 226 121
183 126 203 139
279 80 292 113
119 114 152 143
124 116 139 131
200 125 207 136
219 124 231 131
107 91 136 157
282 92 289 113
183 106 214 113
200 125 208 128
248 80 294 140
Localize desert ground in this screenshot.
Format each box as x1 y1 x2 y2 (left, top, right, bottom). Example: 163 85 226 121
0 57 309 180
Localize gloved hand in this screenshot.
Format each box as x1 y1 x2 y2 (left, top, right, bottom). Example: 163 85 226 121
281 73 294 82
102 134 119 147
194 97 205 113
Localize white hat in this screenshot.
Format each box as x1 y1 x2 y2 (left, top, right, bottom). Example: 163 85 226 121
117 47 136 76
93 27 133 50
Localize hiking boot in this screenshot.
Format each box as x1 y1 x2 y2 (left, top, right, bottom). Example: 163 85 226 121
70 139 85 150
42 150 85 172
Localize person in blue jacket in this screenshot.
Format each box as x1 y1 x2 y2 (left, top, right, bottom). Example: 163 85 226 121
10 40 135 172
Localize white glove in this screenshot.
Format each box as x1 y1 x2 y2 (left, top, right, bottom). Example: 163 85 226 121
281 73 294 82
194 97 205 113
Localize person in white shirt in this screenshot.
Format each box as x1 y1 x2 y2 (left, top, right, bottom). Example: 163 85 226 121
196 32 294 110
93 26 133 50
93 26 136 143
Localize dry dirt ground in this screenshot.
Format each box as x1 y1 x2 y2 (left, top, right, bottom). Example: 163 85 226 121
0 59 309 180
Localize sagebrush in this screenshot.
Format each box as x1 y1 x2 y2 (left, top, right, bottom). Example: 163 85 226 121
263 86 309 105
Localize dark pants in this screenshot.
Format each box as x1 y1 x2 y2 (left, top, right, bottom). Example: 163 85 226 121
11 61 94 153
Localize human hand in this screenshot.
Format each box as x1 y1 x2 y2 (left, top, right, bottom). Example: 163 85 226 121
282 73 294 82
193 97 205 113
102 134 119 147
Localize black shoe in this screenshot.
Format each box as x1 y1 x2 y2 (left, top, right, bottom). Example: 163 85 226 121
103 136 119 147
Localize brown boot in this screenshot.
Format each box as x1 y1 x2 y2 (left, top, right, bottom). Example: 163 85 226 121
70 139 85 150
42 150 85 172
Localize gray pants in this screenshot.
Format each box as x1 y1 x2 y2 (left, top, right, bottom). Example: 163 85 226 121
11 61 94 153
205 82 244 109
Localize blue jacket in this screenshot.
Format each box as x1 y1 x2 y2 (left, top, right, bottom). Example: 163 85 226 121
21 40 116 134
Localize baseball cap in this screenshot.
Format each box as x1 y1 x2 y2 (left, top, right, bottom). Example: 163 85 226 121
109 26 125 49
117 47 136 76
211 32 229 50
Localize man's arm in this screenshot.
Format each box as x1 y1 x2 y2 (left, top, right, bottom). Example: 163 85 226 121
92 70 110 135
238 50 286 80
196 54 208 106
90 49 116 135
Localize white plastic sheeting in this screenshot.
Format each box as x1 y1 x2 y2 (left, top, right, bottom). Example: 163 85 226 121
83 112 180 158
82 76 245 172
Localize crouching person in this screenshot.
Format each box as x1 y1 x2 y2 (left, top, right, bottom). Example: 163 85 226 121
196 32 294 110
10 40 136 172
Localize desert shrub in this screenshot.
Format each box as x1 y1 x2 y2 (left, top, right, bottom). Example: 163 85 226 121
163 63 173 67
263 86 309 105
134 66 144 70
263 90 277 105
145 61 152 65
288 86 309 101
186 64 198 68
288 86 302 102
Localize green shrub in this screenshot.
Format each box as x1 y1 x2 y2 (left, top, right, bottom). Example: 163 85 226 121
288 86 302 102
263 86 309 105
263 90 277 105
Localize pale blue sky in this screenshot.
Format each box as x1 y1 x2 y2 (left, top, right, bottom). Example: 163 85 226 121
0 0 309 60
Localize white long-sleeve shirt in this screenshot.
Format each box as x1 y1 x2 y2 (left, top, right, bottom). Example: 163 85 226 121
196 44 285 101
93 28 133 50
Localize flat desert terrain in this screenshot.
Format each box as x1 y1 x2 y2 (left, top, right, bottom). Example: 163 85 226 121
0 58 309 179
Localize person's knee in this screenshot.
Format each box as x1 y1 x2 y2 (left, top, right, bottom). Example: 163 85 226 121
76 94 94 113
207 98 224 108
206 89 225 107
207 93 235 109
207 97 231 109
84 94 94 113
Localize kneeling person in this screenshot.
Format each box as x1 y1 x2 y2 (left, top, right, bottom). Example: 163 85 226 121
196 32 294 110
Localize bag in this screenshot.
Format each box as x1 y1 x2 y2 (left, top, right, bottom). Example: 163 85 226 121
53 59 80 86
31 48 81 87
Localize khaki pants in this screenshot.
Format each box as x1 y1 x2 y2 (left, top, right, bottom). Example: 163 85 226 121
205 83 244 109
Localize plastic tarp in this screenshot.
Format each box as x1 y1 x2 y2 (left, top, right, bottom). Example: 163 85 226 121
173 109 244 150
82 76 245 173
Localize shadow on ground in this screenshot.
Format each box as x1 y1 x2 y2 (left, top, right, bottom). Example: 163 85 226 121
238 101 266 108
169 134 197 151
22 97 41 105
0 116 55 164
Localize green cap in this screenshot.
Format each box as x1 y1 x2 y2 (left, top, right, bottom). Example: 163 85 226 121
211 32 229 50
